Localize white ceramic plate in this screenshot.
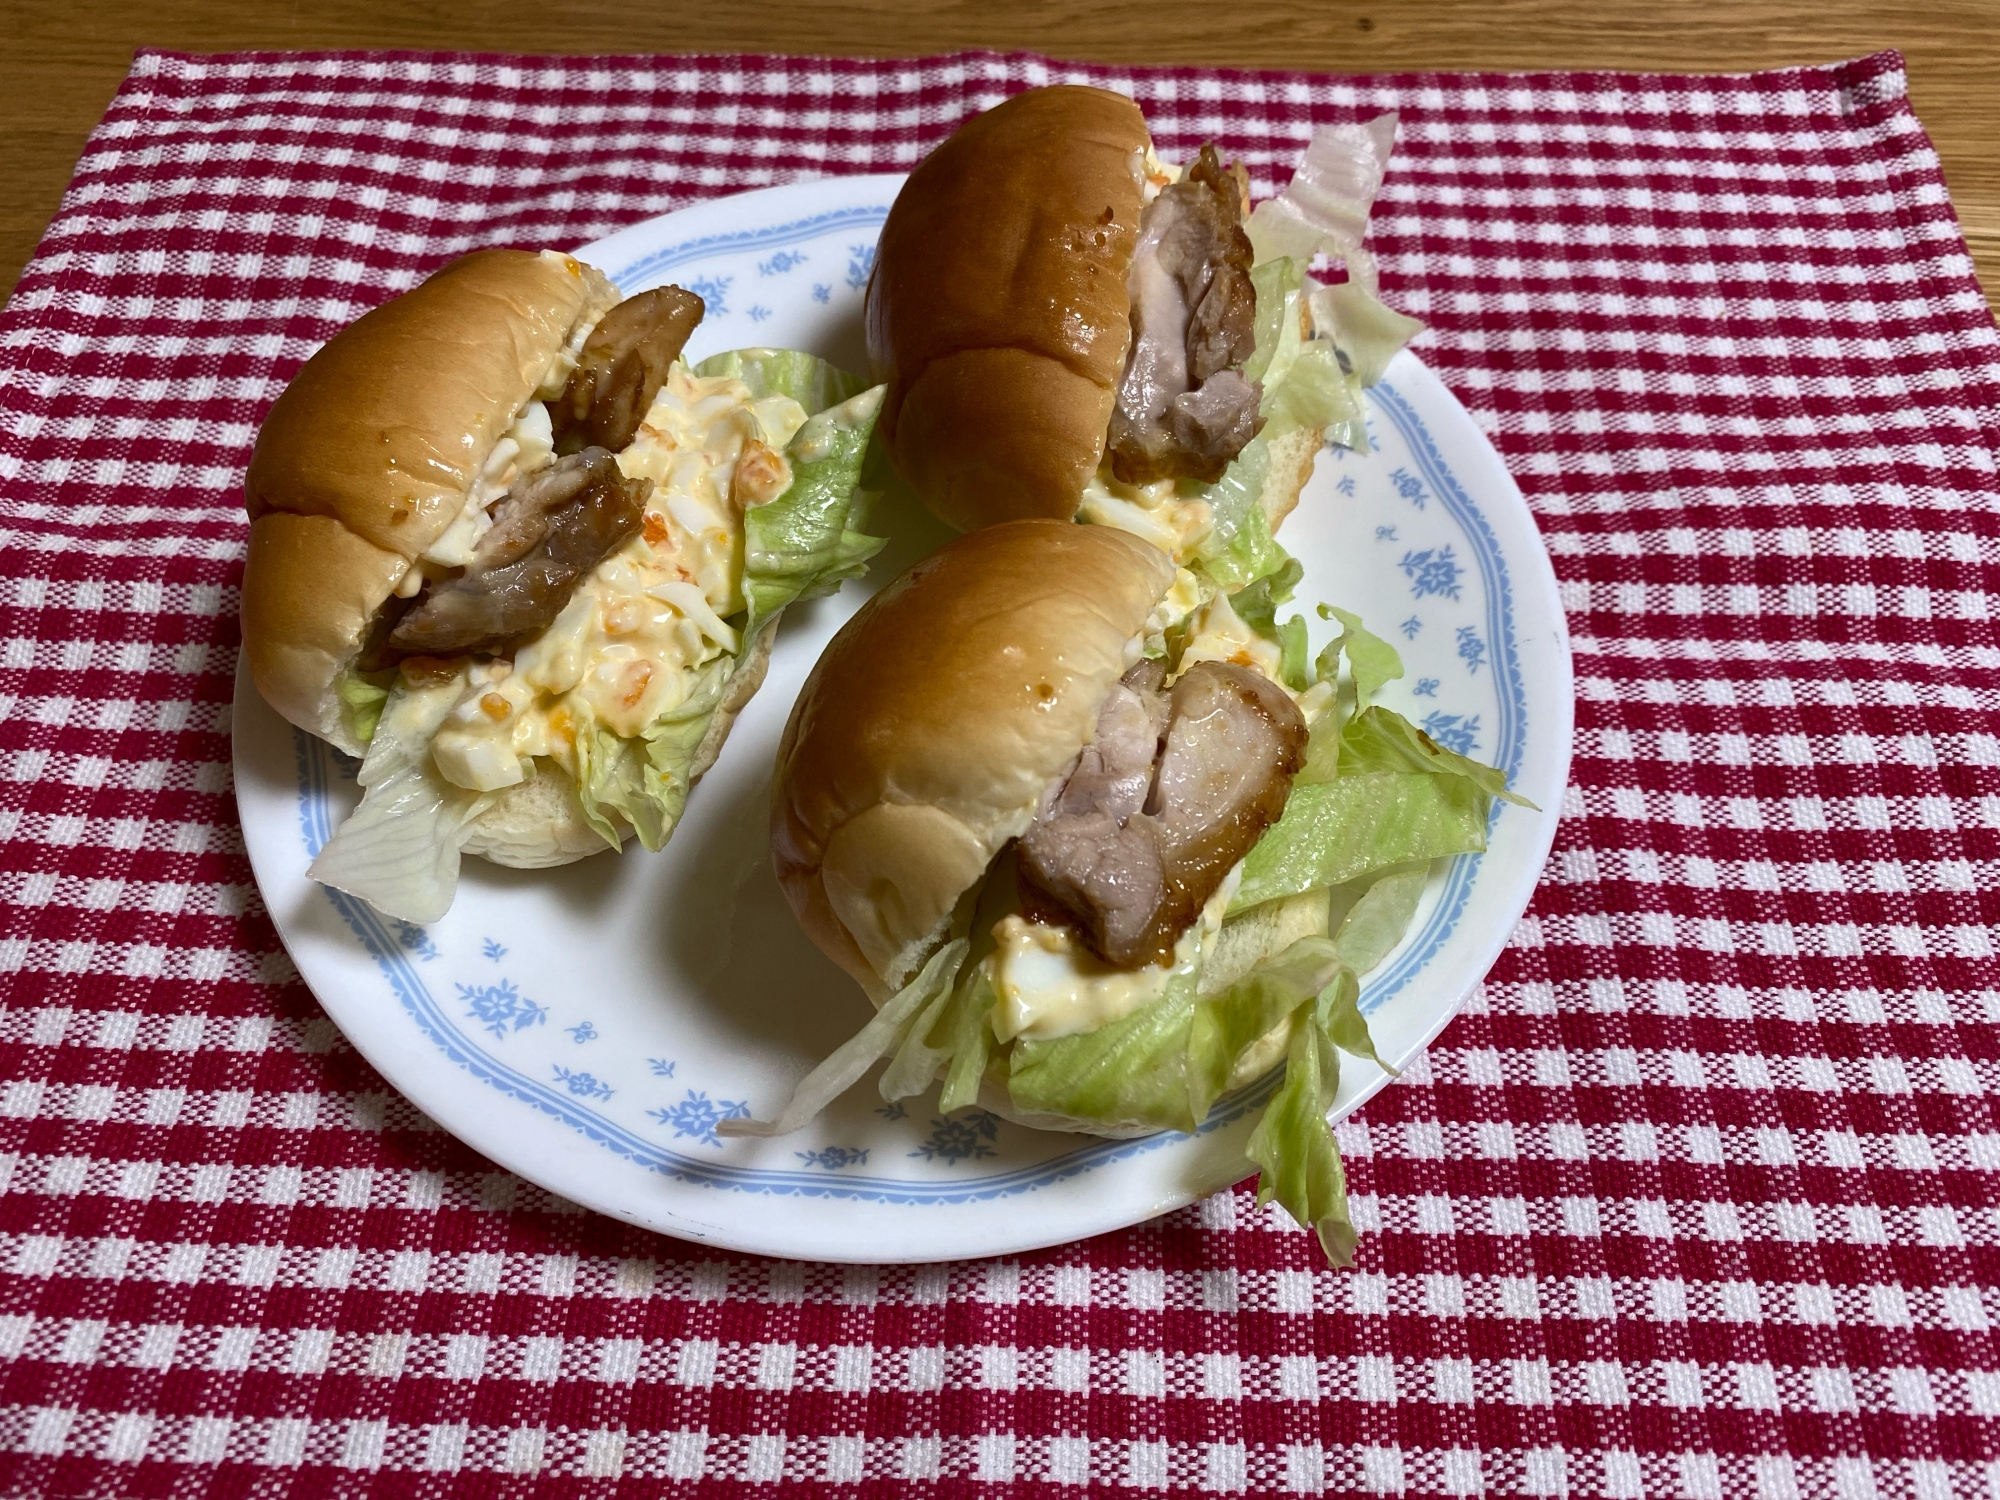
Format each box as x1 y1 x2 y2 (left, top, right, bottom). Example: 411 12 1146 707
233 174 1574 1263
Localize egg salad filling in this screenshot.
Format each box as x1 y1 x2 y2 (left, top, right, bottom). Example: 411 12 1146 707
421 365 810 797
309 347 884 929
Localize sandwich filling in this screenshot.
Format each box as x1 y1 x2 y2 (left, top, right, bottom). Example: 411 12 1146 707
1107 145 1264 485
1078 120 1423 595
311 341 885 924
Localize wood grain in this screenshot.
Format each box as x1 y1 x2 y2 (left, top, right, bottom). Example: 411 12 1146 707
1 1 1994 311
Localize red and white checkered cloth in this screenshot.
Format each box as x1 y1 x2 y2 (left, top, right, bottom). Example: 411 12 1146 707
0 44 1995 1497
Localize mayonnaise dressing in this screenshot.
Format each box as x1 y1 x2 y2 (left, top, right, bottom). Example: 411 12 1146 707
1077 468 1215 560
989 866 1242 1043
1177 590 1285 682
423 366 806 795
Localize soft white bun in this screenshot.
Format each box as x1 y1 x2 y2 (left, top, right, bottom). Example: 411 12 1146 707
771 521 1178 998
462 763 621 868
241 248 620 755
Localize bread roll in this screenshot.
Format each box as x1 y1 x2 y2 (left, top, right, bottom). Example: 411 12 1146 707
770 520 1177 997
866 87 1149 531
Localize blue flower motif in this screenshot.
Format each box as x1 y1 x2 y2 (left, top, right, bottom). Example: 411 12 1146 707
552 1066 613 1101
481 938 507 962
1388 466 1426 509
651 1090 751 1147
811 283 832 304
1339 476 1359 498
758 249 808 276
392 921 439 962
1373 522 1395 541
457 980 547 1040
747 305 771 323
566 1022 598 1044
846 243 875 291
909 1111 1000 1165
1456 625 1487 675
1399 546 1462 601
875 1101 907 1122
684 274 731 316
647 1058 678 1078
1419 711 1482 756
1400 616 1423 640
1413 677 1440 698
796 1146 870 1171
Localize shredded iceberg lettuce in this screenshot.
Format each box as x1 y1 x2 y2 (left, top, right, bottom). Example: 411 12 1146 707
741 387 887 633
1190 257 1365 590
1247 114 1400 283
719 939 970 1140
335 669 391 746
1248 998 1356 1264
695 347 872 415
1244 113 1423 396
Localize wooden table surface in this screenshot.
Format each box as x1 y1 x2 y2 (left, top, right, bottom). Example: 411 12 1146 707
1 1 1995 313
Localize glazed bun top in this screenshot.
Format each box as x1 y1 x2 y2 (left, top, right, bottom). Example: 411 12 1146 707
770 520 1177 998
240 249 619 752
865 87 1149 534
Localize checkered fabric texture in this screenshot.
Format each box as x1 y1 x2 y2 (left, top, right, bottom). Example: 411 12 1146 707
0 45 1995 1499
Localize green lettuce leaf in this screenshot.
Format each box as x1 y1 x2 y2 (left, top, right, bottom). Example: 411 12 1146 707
741 385 887 634
1247 1006 1356 1266
1318 607 1405 713
1318 939 1391 1076
1331 864 1428 980
932 962 1001 1113
1006 970 1206 1133
1189 257 1365 588
1005 935 1346 1135
722 939 970 1139
1192 442 1291 591
694 347 870 415
1338 704 1535 808
1233 772 1492 912
335 669 391 746
1229 557 1311 691
1309 280 1424 388
1184 937 1345 1121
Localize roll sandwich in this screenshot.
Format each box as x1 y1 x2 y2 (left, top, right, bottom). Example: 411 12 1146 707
242 249 884 921
866 86 1421 589
731 521 1529 1264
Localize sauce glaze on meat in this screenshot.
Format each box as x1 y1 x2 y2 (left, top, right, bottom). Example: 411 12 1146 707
387 449 649 658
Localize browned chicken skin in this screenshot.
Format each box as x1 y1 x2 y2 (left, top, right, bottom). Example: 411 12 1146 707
1018 658 1306 967
1105 146 1264 485
386 449 649 659
551 284 706 454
